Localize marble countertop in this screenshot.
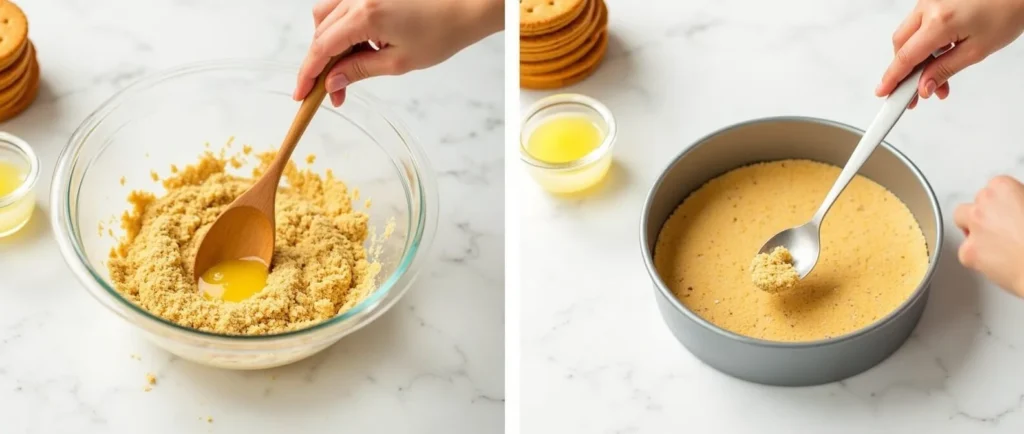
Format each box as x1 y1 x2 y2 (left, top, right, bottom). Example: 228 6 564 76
0 1 503 433
520 0 1024 432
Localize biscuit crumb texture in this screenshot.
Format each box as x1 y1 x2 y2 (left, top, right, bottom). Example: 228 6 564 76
144 372 156 391
108 147 380 335
750 246 799 293
653 160 929 342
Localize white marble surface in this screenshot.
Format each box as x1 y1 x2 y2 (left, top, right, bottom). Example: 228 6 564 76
0 1 503 433
520 0 1024 432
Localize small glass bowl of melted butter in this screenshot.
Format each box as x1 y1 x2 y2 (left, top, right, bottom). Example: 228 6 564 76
520 93 617 194
0 132 38 237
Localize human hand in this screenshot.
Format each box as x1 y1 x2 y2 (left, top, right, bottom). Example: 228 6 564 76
876 0 1024 109
955 176 1024 297
293 0 503 107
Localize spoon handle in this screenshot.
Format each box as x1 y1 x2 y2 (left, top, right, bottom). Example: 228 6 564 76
263 50 352 180
810 57 934 225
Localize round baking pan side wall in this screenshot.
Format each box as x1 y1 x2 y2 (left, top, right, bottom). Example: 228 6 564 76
640 117 943 387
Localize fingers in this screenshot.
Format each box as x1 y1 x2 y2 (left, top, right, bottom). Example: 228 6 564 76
954 203 972 233
876 26 944 97
919 41 982 98
958 237 976 268
322 48 408 101
315 2 352 38
315 14 368 64
313 0 343 25
955 203 974 264
908 82 950 109
892 8 922 52
293 41 331 100
329 88 347 107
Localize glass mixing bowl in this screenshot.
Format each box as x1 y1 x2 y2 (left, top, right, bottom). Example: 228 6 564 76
51 60 438 369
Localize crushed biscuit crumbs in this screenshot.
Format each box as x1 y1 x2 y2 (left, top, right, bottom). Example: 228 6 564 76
149 171 159 181
146 373 157 385
305 154 316 164
751 246 799 293
119 176 126 186
107 145 381 335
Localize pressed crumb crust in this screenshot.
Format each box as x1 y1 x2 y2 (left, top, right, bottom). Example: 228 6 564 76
653 159 929 342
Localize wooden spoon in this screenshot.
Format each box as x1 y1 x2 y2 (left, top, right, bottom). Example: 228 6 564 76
192 53 347 280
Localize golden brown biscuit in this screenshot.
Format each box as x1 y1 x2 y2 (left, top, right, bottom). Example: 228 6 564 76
520 31 608 90
0 1 28 71
520 2 606 61
0 57 38 122
0 40 32 90
520 0 587 36
521 0 598 52
521 30 604 75
0 49 32 106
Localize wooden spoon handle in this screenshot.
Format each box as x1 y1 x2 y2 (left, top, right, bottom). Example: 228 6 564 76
265 50 351 178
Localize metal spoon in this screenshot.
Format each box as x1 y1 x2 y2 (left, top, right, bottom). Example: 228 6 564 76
192 51 349 280
757 54 938 278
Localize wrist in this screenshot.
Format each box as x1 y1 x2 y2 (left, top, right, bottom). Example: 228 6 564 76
457 0 504 42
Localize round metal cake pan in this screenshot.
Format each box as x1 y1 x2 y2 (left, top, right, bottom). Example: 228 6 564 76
640 116 943 387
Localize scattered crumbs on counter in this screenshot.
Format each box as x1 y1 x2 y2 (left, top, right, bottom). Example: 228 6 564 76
242 144 252 155
119 176 126 186
108 228 114 237
149 171 159 181
226 136 235 147
145 152 150 158
170 164 179 173
365 198 372 209
130 353 140 360
204 141 210 148
97 222 105 236
305 154 316 164
146 372 157 386
206 416 214 423
352 188 359 200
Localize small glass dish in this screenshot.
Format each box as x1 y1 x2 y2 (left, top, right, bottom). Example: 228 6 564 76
0 132 39 237
520 94 617 194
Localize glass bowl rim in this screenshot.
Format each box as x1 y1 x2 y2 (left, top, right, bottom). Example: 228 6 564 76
50 58 436 342
0 132 40 208
519 93 617 171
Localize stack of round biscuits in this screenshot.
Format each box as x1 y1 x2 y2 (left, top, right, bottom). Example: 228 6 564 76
520 0 608 90
0 1 38 122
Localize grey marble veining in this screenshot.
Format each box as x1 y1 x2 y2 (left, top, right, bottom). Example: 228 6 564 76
0 1 503 433
520 0 1024 432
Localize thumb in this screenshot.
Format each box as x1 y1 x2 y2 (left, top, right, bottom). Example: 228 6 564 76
324 49 408 93
919 41 982 97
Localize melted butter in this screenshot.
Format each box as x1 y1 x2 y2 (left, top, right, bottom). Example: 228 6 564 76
0 160 23 197
526 115 602 164
198 257 269 302
523 114 612 194
0 159 33 237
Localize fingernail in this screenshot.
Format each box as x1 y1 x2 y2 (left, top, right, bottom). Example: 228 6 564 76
330 93 342 107
923 80 936 98
874 83 884 96
326 74 350 94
